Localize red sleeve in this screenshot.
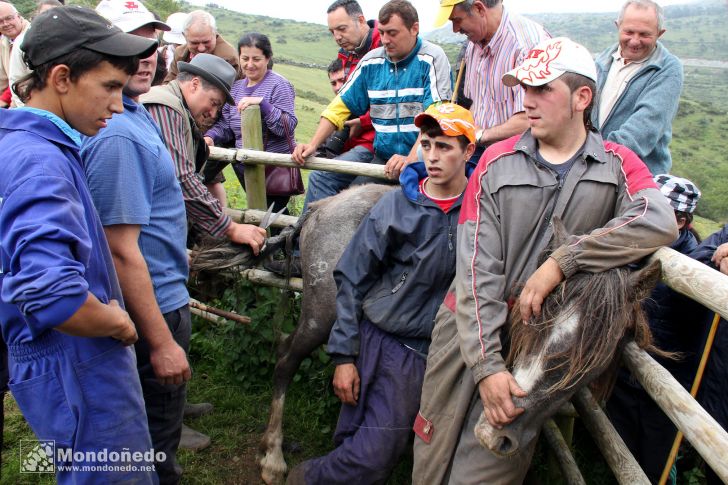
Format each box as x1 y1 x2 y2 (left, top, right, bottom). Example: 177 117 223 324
359 111 372 129
0 87 11 105
604 141 657 196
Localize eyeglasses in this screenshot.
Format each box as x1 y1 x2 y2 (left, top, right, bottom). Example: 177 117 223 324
0 14 18 25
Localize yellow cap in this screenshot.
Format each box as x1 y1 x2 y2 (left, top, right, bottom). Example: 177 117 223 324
434 0 465 28
414 102 477 143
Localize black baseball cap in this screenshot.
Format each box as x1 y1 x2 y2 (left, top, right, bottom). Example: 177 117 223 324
21 6 158 70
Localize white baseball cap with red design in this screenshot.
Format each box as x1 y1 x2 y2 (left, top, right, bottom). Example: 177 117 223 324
502 37 597 88
95 0 170 33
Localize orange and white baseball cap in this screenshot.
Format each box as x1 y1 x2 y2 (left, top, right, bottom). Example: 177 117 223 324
502 37 597 87
434 0 465 28
414 103 477 143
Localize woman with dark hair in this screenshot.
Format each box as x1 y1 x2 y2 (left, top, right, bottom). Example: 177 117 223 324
205 32 298 212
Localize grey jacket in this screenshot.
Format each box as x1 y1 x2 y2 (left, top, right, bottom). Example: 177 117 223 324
455 130 678 384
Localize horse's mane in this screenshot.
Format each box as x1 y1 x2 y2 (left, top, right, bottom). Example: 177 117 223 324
506 265 663 401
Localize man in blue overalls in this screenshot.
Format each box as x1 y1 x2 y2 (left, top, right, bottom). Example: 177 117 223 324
0 6 160 484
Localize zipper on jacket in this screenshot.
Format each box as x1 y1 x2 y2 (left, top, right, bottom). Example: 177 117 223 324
448 225 454 251
535 174 566 245
392 272 408 293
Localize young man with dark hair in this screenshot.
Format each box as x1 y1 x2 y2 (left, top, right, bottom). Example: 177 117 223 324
0 6 159 483
82 1 191 481
412 37 678 484
287 103 475 485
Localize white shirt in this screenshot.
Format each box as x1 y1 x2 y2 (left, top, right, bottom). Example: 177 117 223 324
598 48 656 125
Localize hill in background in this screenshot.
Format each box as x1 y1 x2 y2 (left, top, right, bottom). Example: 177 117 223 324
54 0 727 224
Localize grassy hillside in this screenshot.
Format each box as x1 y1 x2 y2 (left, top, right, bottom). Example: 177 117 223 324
671 97 728 224
531 5 728 62
60 0 728 222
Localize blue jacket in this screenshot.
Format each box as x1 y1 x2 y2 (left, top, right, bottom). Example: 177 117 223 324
689 225 728 432
328 161 471 360
593 42 683 175
327 37 452 161
0 109 122 354
641 228 700 385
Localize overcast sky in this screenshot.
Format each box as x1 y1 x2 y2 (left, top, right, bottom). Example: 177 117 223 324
188 0 700 32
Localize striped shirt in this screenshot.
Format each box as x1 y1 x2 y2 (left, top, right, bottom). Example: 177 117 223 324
146 103 231 237
463 7 550 129
206 70 297 153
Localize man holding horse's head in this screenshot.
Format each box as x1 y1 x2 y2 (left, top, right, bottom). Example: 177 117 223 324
412 36 678 483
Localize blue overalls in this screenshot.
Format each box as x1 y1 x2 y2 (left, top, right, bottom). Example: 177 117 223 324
0 109 156 484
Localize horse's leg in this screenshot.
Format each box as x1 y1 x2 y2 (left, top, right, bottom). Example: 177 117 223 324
259 312 334 485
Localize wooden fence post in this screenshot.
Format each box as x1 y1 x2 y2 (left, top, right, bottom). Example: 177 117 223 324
572 387 650 484
240 106 268 210
622 342 728 483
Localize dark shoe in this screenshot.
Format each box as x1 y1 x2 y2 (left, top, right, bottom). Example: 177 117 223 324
183 402 214 419
179 424 211 451
264 255 302 278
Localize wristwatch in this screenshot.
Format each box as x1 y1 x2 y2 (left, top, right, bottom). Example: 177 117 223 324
475 128 484 145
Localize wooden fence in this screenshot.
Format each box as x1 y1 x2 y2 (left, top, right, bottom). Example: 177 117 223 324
204 106 728 484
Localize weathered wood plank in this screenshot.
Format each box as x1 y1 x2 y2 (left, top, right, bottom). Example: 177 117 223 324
224 208 299 228
651 246 728 321
572 387 650 484
209 146 388 179
241 268 303 292
189 298 251 325
542 418 586 485
622 342 728 483
240 106 268 210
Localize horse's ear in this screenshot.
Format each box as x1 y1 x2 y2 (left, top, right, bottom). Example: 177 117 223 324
551 217 569 247
628 259 662 301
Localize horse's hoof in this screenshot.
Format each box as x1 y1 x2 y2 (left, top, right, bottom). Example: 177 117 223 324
259 451 287 485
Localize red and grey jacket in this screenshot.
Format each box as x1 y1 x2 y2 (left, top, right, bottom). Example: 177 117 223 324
451 130 678 383
337 20 381 154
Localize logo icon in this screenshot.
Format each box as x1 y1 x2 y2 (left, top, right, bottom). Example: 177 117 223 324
20 440 55 474
515 41 563 84
124 1 139 10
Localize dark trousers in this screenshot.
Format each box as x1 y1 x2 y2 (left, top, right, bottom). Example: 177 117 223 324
304 321 426 485
606 377 678 484
135 305 192 485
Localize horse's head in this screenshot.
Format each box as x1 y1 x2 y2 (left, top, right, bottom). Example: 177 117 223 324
475 221 662 457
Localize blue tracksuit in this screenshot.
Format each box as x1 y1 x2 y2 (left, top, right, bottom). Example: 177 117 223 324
0 109 155 484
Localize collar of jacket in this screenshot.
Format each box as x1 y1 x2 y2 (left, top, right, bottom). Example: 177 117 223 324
385 36 423 67
513 129 609 165
399 159 475 203
349 19 381 59
6 108 81 149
